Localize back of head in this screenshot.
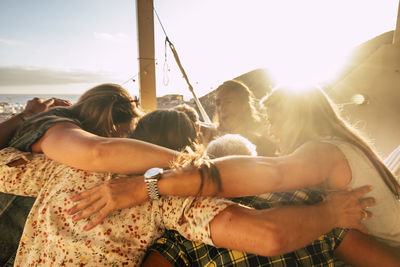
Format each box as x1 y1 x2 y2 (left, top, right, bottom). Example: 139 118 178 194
206 134 257 158
130 109 197 151
12 83 142 142
74 83 143 137
173 104 199 124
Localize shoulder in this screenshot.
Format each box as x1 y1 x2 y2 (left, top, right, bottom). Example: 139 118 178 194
296 141 351 188
293 141 345 162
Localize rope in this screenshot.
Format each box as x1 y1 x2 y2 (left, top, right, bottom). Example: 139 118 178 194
154 7 211 123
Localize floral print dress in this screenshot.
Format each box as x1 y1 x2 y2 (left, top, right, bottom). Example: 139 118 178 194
0 148 231 266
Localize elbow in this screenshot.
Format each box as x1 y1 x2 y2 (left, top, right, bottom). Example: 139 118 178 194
88 140 113 171
257 223 290 256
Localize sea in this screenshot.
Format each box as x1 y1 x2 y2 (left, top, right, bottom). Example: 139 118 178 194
0 94 80 121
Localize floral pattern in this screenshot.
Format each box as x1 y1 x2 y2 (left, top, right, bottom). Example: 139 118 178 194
0 148 231 266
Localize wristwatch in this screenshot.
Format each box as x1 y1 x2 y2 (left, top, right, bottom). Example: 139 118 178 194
144 167 164 200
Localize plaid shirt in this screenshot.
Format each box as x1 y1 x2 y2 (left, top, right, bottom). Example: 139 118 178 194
146 190 348 267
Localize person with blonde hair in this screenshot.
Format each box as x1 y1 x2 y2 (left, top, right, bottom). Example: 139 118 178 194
70 86 400 251
0 108 374 266
261 86 400 247
142 133 398 266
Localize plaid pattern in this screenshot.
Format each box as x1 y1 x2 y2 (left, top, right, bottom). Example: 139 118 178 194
146 190 348 267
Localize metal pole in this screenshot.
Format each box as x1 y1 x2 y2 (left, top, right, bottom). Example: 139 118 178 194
136 0 157 111
393 0 400 44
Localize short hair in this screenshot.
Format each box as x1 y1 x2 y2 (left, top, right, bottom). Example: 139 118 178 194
206 134 257 159
173 104 199 123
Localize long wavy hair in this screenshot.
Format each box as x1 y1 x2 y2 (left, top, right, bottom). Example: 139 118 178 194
261 86 400 198
216 80 261 127
15 83 142 138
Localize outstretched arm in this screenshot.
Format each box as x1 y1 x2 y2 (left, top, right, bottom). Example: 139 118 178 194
32 123 178 174
210 187 374 256
156 141 347 198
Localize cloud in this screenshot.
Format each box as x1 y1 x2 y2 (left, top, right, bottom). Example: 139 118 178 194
94 32 130 43
0 66 114 86
0 39 24 46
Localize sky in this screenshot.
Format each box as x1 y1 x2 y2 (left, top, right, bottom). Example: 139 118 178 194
0 0 398 99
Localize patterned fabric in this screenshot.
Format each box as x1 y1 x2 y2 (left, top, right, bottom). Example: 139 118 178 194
146 191 348 267
385 145 400 177
0 148 231 266
0 107 80 266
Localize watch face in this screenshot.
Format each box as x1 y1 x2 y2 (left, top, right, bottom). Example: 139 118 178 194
145 167 163 179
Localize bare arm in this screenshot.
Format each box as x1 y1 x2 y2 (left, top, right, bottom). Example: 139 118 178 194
32 123 178 174
335 230 400 267
210 187 374 256
141 252 174 267
156 141 347 198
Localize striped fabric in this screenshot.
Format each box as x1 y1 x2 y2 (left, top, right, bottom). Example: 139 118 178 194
385 145 400 177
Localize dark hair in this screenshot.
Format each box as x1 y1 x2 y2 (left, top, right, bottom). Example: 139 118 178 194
216 79 261 123
131 109 222 196
173 104 199 123
130 109 198 151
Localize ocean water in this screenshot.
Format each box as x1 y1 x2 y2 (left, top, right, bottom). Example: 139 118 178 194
0 94 80 105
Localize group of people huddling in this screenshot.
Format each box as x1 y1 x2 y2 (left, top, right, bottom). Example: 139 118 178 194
0 79 399 267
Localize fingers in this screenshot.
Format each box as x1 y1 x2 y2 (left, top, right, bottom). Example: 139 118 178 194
361 209 373 220
350 185 373 198
51 98 72 107
359 197 376 209
43 98 55 108
70 196 105 221
70 186 99 202
68 190 102 215
82 207 111 231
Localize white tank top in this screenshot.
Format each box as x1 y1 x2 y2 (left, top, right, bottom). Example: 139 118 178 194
320 139 400 247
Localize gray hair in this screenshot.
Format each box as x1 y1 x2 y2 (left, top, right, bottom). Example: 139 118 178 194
206 134 257 158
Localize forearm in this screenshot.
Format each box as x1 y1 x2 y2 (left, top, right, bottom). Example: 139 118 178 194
158 157 283 198
210 202 336 256
335 230 400 267
39 124 178 174
91 139 178 174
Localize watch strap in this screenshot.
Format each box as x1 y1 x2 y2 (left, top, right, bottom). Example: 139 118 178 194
145 178 160 200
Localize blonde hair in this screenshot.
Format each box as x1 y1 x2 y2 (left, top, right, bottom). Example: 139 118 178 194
206 134 257 159
15 83 143 138
261 86 400 198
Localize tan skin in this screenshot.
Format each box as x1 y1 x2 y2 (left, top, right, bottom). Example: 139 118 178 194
69 174 374 257
142 229 400 267
216 87 246 133
30 122 178 174
0 97 71 149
